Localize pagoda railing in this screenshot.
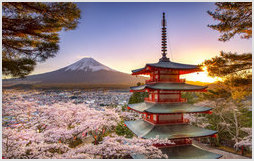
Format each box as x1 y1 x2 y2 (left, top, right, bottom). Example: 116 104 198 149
144 118 190 125
145 78 185 84
153 138 192 147
144 98 187 103
154 118 189 125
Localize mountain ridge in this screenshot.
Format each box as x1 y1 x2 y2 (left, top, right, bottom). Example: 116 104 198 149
3 58 146 88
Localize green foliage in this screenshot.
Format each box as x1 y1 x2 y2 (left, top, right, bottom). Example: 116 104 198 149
202 51 252 102
2 58 36 78
121 104 127 111
68 138 83 148
2 2 81 78
181 92 198 104
207 2 252 41
199 83 231 100
203 51 252 83
115 120 134 138
128 92 148 104
238 106 252 127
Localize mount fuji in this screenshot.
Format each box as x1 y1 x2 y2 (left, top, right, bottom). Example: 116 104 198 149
3 58 146 88
64 57 115 72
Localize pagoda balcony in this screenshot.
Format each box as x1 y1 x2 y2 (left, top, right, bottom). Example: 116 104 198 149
150 118 189 125
153 138 192 148
144 98 187 103
145 78 185 84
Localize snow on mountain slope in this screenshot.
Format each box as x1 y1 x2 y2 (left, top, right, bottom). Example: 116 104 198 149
64 57 114 72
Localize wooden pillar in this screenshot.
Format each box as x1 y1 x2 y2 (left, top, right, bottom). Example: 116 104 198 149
158 70 160 82
157 90 160 102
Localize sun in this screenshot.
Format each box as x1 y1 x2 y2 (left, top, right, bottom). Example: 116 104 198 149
182 67 221 83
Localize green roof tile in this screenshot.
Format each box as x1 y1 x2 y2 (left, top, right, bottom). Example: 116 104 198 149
125 120 217 139
130 82 207 91
128 102 212 114
132 67 145 73
132 61 199 73
148 61 198 69
131 144 222 159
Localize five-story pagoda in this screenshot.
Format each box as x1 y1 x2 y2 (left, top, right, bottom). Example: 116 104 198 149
125 12 222 159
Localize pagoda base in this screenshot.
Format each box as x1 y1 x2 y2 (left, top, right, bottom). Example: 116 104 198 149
131 144 222 159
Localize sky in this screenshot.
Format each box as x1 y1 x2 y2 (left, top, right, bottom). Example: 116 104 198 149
31 2 252 82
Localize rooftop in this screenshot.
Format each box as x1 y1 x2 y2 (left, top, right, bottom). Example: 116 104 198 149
132 144 222 159
130 82 207 91
125 120 217 139
132 61 202 75
128 102 212 114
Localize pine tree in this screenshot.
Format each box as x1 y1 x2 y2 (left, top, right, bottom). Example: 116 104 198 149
203 51 252 87
205 2 252 88
2 2 81 78
207 2 252 42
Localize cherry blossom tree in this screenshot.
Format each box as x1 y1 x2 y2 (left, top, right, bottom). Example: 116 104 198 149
186 99 252 148
58 135 174 159
2 99 121 158
2 96 174 159
234 128 252 151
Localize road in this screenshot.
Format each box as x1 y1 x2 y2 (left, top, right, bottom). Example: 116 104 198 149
193 140 250 159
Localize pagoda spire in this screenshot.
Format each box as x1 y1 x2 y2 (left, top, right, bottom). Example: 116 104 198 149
159 12 170 62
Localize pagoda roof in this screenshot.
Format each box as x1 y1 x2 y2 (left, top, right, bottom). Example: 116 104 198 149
125 120 217 139
131 144 222 159
130 83 207 91
128 102 212 114
132 61 201 75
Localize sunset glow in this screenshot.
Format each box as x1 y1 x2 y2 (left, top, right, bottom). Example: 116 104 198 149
182 66 222 83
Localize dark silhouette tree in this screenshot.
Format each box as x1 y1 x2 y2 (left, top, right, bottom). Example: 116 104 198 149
2 2 81 78
207 2 252 42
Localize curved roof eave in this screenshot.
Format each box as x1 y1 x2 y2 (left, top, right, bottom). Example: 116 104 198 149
130 83 207 91
128 102 212 114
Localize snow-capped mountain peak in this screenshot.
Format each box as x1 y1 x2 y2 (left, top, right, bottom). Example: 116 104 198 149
64 57 114 72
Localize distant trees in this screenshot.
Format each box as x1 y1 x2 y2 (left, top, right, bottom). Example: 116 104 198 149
2 2 81 78
207 2 252 42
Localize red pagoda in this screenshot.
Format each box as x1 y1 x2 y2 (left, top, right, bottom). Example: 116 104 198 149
125 13 222 159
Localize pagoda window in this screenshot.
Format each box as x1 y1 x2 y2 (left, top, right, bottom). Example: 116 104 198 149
154 94 158 100
159 93 180 102
153 114 157 121
160 70 178 75
155 75 159 80
149 94 152 100
159 114 182 123
160 91 179 94
159 74 179 82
